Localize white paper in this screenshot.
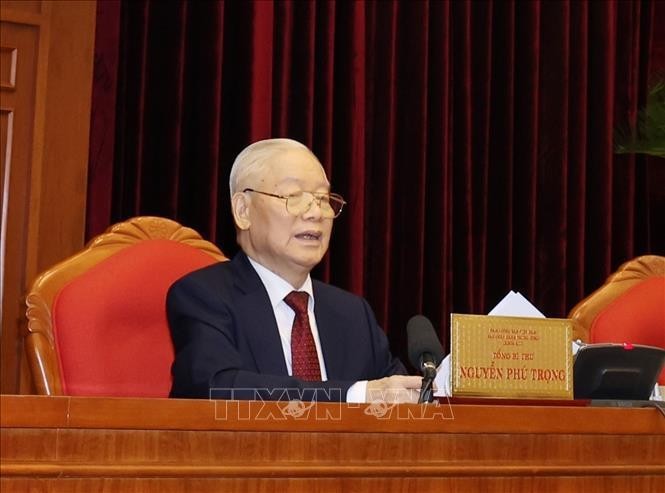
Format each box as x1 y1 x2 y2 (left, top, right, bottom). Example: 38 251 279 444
487 290 545 318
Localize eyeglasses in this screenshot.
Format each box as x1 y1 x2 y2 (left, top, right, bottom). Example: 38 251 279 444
243 188 346 218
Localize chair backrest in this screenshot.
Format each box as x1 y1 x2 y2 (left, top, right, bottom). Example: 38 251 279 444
25 216 228 397
568 255 665 384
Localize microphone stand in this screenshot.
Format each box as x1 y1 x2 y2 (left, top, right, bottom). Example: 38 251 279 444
418 377 434 403
418 361 437 404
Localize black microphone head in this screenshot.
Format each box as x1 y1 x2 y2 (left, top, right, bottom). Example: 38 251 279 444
407 315 445 369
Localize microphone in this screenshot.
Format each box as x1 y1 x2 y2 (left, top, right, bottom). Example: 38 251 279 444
407 315 445 403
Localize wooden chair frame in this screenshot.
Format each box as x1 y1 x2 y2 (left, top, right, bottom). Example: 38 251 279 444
25 216 227 395
568 255 665 342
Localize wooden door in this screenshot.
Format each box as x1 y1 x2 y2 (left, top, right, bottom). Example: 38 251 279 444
0 1 96 393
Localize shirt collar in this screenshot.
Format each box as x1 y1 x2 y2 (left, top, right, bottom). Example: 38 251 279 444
246 256 314 310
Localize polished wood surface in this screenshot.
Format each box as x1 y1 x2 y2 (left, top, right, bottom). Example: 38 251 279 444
1 395 664 492
0 0 96 394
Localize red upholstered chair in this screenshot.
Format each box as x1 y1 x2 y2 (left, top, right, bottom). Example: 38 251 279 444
25 216 227 397
568 255 665 384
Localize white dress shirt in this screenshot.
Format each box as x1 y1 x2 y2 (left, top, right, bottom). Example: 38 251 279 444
247 256 367 402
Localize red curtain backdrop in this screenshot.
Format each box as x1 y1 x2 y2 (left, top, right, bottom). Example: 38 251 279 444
87 0 664 362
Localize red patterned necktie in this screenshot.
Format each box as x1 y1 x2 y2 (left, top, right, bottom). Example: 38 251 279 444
284 291 321 381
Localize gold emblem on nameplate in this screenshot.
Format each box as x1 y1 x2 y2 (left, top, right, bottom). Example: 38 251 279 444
451 314 574 399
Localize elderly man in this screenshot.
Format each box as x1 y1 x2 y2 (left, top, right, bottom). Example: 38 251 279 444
168 138 421 402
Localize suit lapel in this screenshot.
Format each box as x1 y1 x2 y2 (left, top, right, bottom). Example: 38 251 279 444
230 253 289 376
313 282 347 379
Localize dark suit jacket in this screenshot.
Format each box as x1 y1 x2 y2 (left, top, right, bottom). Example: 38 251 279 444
167 252 406 401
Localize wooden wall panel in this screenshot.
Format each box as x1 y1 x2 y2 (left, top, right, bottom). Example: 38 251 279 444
0 1 96 394
0 4 44 396
1 2 43 15
30 3 97 275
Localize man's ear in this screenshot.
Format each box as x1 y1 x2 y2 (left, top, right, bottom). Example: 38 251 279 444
231 192 251 230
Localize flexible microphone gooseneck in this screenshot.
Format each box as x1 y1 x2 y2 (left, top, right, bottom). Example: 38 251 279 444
407 315 445 403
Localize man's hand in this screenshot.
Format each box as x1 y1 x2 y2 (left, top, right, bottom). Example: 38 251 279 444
366 375 424 403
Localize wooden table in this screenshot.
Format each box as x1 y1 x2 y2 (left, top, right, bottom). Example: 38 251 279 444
1 394 664 492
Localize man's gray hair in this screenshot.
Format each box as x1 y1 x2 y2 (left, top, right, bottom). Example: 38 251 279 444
229 138 317 197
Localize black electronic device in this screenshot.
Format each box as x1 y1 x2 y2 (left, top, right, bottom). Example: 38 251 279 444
573 343 665 400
